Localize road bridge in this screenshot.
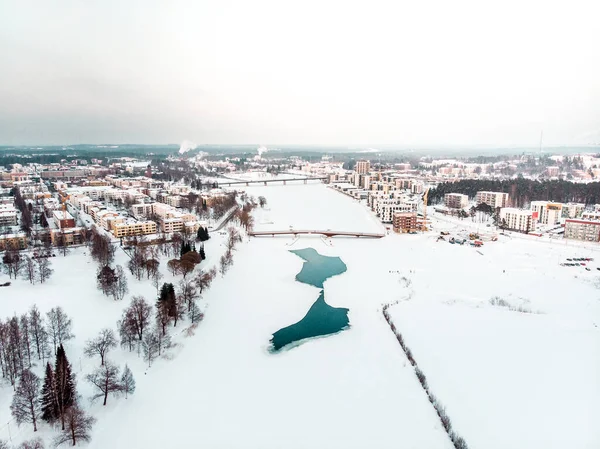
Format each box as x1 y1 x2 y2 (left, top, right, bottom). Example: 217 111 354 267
216 176 328 187
248 229 385 238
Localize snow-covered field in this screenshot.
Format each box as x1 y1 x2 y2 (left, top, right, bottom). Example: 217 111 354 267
1 182 599 449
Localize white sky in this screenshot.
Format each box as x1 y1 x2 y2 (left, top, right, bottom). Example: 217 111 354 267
0 0 598 146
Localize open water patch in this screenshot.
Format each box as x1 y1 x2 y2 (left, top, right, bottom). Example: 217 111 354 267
270 248 350 351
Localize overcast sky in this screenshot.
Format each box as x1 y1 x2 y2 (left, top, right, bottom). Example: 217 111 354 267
0 0 598 147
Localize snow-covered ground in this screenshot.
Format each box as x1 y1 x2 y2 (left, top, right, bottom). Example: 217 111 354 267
1 182 599 449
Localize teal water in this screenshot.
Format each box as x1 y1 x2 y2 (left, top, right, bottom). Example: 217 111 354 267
270 248 350 351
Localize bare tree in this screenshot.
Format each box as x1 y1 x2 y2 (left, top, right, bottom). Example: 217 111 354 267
127 247 146 280
193 267 216 294
167 259 181 276
151 270 163 294
120 364 135 399
36 258 53 284
10 369 41 431
178 279 198 312
3 251 23 279
19 314 32 368
23 256 37 284
46 307 73 354
86 362 122 406
113 265 128 301
188 301 203 324
142 330 159 367
53 405 95 447
219 251 233 276
258 196 267 207
144 258 159 279
84 329 117 366
28 305 46 361
124 296 152 342
17 438 45 449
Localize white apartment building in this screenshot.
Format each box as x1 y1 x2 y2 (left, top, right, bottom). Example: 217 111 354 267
563 203 585 218
374 198 418 223
0 204 17 226
530 201 563 225
476 191 509 209
131 203 156 218
564 219 600 242
444 193 469 209
499 208 536 233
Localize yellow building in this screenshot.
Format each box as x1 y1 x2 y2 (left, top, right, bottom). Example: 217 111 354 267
112 220 157 238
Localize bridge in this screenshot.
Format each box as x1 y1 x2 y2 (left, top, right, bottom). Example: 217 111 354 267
248 229 386 238
216 176 328 187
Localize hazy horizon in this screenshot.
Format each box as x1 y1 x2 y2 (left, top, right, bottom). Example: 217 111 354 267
1 0 598 147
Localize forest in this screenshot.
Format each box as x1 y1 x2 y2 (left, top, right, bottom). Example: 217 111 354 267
429 178 600 208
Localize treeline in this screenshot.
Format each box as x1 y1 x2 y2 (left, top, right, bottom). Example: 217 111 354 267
429 179 600 208
2 251 54 284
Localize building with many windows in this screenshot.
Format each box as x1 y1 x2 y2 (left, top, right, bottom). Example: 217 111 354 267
444 193 469 209
0 233 28 251
564 219 600 242
476 191 509 209
355 160 371 175
499 208 536 233
393 212 418 233
530 201 563 225
112 220 157 238
0 204 17 226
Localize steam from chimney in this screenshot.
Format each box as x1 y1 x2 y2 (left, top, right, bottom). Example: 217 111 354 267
179 140 198 154
257 145 269 157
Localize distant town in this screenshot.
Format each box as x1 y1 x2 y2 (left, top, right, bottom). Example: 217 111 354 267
3 147 600 252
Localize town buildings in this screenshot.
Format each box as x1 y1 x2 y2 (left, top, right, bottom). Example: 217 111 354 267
355 160 371 175
476 191 509 209
393 212 418 233
499 208 536 233
444 193 469 209
530 201 562 225
564 219 600 242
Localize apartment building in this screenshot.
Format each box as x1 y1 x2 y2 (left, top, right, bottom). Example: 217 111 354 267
0 204 17 226
564 219 600 242
393 212 418 233
50 228 85 246
531 201 563 225
476 191 509 209
499 208 536 233
112 220 157 238
52 210 76 229
563 203 585 218
375 199 417 223
356 160 371 175
444 193 469 209
0 233 28 251
131 203 156 218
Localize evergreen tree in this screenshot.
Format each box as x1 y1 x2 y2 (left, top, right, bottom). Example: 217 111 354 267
54 344 75 430
199 246 206 260
40 362 58 423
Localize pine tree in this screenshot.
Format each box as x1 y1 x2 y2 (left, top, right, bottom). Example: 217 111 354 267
40 362 58 423
54 344 75 430
199 246 206 260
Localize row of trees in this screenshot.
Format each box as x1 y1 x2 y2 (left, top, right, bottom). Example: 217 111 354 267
118 269 215 366
0 306 73 387
2 252 53 284
5 317 136 446
219 227 242 276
